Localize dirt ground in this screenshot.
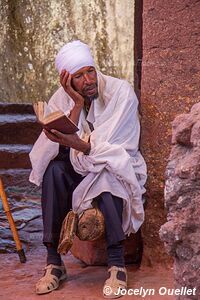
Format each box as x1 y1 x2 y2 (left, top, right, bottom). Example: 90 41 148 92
0 244 175 300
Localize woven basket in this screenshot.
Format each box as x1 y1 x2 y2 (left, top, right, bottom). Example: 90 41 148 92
57 210 78 255
77 207 105 241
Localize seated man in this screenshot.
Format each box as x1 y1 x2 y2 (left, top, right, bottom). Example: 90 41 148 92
29 40 147 298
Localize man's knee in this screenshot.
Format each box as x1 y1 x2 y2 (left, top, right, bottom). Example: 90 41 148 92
98 192 123 214
41 160 72 215
43 160 66 182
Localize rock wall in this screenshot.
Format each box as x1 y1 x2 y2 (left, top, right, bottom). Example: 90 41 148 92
0 0 134 103
160 103 200 299
140 0 200 265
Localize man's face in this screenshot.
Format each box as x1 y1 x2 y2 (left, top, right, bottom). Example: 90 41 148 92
71 66 98 100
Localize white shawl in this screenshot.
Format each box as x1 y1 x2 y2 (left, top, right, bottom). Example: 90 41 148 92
29 72 147 235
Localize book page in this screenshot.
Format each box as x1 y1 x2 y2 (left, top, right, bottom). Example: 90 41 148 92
43 101 52 118
37 102 44 121
43 110 64 124
33 101 44 122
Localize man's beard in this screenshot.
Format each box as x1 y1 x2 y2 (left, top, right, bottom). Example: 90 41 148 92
71 81 99 101
83 83 99 101
84 91 99 102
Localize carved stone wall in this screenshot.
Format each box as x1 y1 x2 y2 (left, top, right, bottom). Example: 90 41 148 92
140 0 200 265
0 0 134 103
160 103 200 299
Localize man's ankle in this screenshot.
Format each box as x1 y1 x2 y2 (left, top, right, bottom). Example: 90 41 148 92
46 243 62 266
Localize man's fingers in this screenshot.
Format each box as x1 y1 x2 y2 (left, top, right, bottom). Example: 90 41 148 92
60 70 66 83
61 71 70 88
60 69 65 77
66 73 72 86
60 70 69 87
51 129 66 139
43 129 59 143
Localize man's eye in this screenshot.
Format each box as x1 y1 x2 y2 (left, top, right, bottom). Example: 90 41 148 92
88 69 94 73
74 74 82 79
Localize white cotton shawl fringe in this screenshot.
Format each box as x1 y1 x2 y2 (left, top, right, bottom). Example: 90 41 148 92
29 71 147 235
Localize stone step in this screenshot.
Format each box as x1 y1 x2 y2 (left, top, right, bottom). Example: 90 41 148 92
0 168 41 195
0 103 34 114
0 114 41 144
0 144 32 169
0 168 30 186
0 114 37 122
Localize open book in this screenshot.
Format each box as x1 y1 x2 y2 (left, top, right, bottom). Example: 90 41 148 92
33 101 79 134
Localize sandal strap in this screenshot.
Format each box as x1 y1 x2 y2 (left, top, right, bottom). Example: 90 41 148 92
44 264 65 272
105 266 127 288
42 264 66 282
108 266 127 274
36 263 67 294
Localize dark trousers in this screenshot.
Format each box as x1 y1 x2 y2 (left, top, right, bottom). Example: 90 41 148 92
41 147 125 267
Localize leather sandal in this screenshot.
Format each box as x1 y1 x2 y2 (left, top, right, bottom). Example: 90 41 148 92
103 266 127 298
35 263 67 294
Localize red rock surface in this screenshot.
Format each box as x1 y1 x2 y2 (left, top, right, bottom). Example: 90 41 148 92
0 194 174 300
160 103 200 298
71 232 142 265
140 0 200 266
0 246 174 300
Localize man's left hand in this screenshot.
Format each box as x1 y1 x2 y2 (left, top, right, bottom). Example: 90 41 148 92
43 129 91 154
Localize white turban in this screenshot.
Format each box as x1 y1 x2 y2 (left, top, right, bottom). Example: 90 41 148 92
55 40 95 74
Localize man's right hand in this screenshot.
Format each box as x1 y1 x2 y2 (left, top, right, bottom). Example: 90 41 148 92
60 70 84 108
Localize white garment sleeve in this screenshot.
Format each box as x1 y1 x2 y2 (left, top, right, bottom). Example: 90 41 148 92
29 87 75 186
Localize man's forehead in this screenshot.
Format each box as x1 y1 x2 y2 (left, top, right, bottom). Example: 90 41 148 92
72 66 96 76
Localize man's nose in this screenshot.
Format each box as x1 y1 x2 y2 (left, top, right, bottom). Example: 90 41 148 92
83 73 93 84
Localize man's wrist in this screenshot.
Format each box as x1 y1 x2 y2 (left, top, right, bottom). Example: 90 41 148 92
83 142 91 155
74 102 84 109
